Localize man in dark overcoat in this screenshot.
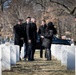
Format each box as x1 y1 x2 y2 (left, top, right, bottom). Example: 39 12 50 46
13 19 24 60
31 18 37 60
38 20 47 58
23 17 34 61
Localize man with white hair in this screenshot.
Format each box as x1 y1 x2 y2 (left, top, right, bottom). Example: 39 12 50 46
31 18 36 23
31 18 37 61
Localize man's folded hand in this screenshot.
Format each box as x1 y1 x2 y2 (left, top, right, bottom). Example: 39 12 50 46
41 36 44 38
28 40 31 43
21 38 24 40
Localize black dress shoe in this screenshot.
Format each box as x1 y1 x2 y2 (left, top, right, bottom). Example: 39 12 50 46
31 59 35 61
28 59 32 61
19 58 21 61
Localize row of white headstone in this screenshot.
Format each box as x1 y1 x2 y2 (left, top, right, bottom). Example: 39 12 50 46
0 43 25 75
51 44 75 70
0 43 75 75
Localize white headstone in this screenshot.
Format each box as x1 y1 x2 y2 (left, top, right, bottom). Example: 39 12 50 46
51 44 57 58
0 45 2 60
75 46 76 75
55 45 62 60
20 47 25 59
51 44 62 60
67 46 75 70
0 61 1 75
61 45 67 66
15 45 20 62
0 46 2 75
10 45 16 65
2 44 11 70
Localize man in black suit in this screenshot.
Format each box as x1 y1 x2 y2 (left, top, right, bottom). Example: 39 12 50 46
23 17 31 60
13 19 24 60
23 17 37 61
23 17 33 61
38 20 47 58
31 18 37 60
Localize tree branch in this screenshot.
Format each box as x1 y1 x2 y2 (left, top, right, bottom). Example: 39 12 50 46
36 2 45 9
0 0 9 11
70 7 76 14
34 0 45 9
49 0 71 13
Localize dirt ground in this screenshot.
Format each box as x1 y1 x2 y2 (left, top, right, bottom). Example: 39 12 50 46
2 50 75 75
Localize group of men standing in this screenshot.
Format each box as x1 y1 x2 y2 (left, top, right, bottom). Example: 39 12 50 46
13 17 57 61
13 17 37 61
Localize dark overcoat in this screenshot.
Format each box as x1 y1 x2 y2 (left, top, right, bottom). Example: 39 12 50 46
31 23 37 44
23 22 37 44
38 24 47 44
38 24 47 37
13 24 24 46
42 22 57 48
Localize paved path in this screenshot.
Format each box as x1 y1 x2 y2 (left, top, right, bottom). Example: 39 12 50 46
3 51 75 75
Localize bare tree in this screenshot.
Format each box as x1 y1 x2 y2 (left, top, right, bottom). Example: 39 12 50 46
0 0 76 40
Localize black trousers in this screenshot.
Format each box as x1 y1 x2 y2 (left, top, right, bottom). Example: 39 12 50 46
45 48 51 60
28 43 36 61
24 43 33 61
31 44 35 60
40 45 44 58
27 44 32 60
40 38 44 58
